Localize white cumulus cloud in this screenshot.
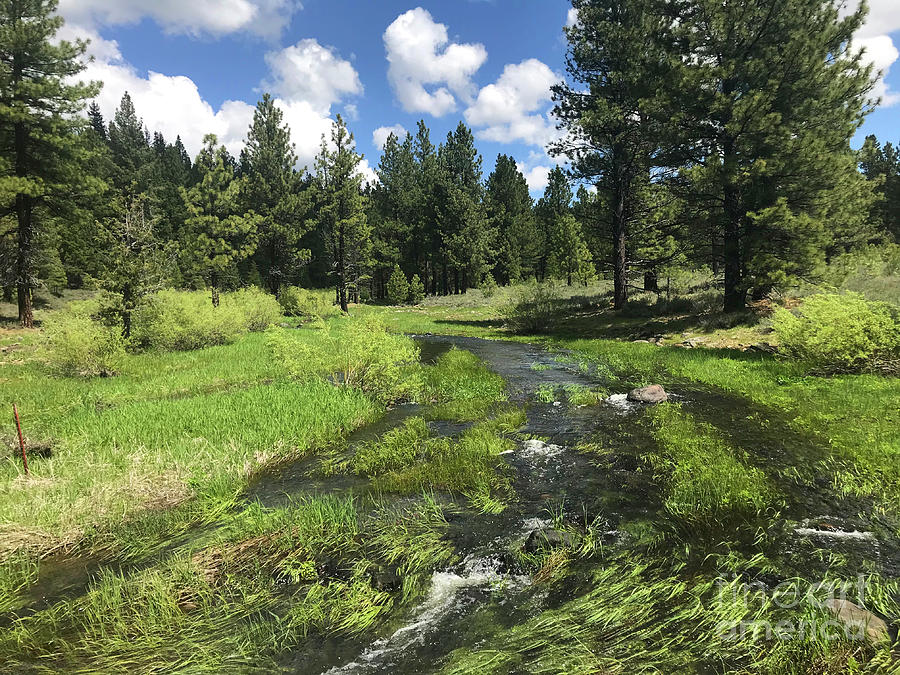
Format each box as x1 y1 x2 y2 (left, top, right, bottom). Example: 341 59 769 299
58 0 300 38
383 7 487 116
372 124 408 149
518 163 552 193
264 39 363 114
858 34 900 106
465 59 561 147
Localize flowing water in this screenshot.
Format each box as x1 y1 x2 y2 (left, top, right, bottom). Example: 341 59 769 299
3 335 898 672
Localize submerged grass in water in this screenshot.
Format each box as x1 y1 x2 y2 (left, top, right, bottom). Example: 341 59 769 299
646 403 780 539
342 409 526 513
0 494 456 672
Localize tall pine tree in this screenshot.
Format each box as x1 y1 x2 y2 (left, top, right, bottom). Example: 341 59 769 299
0 0 101 326
673 0 875 309
312 116 371 313
181 135 260 306
485 155 537 284
553 0 676 309
241 94 310 293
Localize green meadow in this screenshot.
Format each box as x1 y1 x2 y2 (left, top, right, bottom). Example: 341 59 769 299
0 285 898 673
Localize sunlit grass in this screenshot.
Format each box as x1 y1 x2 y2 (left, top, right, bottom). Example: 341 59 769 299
645 403 780 539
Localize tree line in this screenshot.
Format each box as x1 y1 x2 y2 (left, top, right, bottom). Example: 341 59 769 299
1 0 897 329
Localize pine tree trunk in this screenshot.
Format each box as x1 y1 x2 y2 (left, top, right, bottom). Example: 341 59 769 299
722 168 745 313
721 130 745 312
13 50 34 329
338 225 348 313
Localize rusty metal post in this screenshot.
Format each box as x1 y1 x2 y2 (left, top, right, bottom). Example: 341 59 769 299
13 403 28 475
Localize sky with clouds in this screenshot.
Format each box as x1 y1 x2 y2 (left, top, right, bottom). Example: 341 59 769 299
58 0 900 196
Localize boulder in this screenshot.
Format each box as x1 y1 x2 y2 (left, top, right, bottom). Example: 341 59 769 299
371 565 401 592
626 384 668 404
524 528 576 553
823 598 891 644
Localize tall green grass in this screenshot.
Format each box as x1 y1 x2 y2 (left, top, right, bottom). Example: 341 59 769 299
646 404 779 538
0 494 455 672
438 556 895 674
562 338 900 513
0 331 378 551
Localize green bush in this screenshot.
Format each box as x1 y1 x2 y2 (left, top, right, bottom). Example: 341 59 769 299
278 286 339 320
773 292 900 374
502 281 561 334
132 288 278 351
408 274 425 304
43 302 126 377
268 315 421 403
480 274 498 299
221 287 282 331
386 265 409 305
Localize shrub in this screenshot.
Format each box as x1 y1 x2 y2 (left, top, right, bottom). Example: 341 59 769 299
222 286 282 331
386 265 409 305
408 274 425 304
773 292 900 374
278 286 339 321
43 303 126 376
132 290 243 351
480 274 498 299
502 281 561 334
268 315 421 403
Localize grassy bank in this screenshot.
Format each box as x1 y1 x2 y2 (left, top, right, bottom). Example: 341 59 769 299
0 332 380 556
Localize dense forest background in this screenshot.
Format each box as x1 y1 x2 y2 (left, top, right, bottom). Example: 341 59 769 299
1 0 898 328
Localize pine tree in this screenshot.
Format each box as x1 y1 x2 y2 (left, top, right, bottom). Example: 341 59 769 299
241 94 310 293
181 135 260 306
413 120 441 294
139 130 193 247
312 116 371 313
386 264 409 305
97 195 175 337
0 0 101 326
548 213 595 286
535 167 573 282
408 273 425 304
437 122 492 293
107 92 152 196
34 228 66 294
673 0 875 309
54 101 118 288
87 102 107 141
553 0 676 309
858 135 900 243
372 130 417 297
485 155 537 283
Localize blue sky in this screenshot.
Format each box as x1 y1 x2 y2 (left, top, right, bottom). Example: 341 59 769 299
58 0 900 195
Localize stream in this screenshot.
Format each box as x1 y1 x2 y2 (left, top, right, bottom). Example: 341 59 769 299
3 335 899 672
